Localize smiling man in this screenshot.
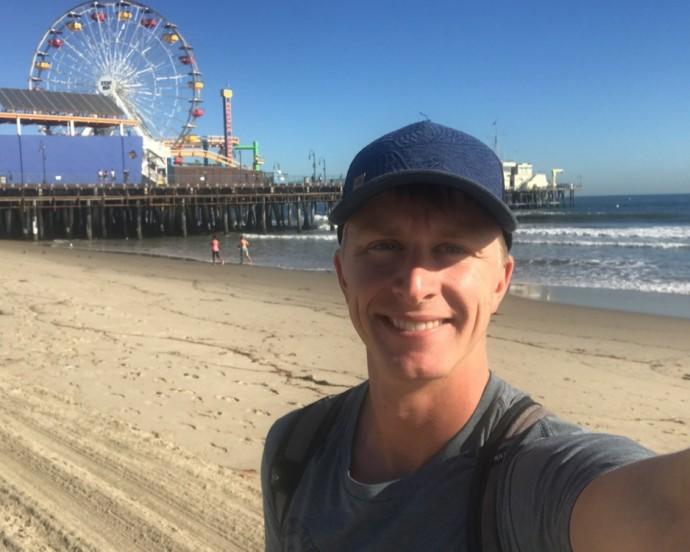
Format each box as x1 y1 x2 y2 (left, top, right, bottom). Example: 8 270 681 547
261 121 689 551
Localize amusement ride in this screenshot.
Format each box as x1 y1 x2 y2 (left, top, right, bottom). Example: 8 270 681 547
27 0 262 173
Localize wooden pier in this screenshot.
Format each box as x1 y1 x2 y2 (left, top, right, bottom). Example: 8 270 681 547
0 182 578 241
505 185 576 209
0 184 342 241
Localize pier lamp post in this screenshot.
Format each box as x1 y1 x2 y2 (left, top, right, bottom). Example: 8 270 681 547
308 150 316 183
319 157 326 183
39 142 47 185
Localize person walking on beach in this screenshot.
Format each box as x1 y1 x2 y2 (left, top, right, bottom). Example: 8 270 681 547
210 234 224 265
238 235 252 265
261 121 690 550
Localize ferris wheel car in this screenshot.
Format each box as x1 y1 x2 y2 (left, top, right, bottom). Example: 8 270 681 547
140 17 157 29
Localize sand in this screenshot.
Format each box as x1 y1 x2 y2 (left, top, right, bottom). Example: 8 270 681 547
1 241 689 550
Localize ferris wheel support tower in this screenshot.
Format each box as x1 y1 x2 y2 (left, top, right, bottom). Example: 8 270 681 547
222 88 233 161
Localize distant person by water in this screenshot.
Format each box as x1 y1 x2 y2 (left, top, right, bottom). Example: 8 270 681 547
238 235 252 265
210 234 224 265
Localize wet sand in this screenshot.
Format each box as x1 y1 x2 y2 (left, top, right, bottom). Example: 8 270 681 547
1 241 689 550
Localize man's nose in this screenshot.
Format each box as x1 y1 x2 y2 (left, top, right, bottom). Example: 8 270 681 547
392 257 438 304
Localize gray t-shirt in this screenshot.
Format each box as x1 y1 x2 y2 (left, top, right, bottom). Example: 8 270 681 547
262 374 653 551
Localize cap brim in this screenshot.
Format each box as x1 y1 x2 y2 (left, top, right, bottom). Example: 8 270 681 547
329 169 517 233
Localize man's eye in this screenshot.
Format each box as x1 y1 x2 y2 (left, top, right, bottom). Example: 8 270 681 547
369 241 400 251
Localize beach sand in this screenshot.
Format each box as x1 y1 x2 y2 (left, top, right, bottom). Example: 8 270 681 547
1 241 689 550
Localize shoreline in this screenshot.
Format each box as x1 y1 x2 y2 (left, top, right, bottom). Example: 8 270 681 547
19 238 690 321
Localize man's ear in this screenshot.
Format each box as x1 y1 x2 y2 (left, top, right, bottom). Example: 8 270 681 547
333 249 348 297
491 254 514 313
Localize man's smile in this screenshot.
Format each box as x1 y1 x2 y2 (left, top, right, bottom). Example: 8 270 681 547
384 316 452 333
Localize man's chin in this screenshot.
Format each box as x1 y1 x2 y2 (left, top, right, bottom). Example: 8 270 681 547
387 356 454 382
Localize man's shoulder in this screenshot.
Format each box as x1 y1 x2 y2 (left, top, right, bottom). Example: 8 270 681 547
263 383 365 466
483 377 655 484
481 375 584 447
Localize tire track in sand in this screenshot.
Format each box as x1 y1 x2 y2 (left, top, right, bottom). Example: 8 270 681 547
0 387 263 551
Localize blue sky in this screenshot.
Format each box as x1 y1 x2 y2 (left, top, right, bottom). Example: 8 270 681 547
3 0 690 194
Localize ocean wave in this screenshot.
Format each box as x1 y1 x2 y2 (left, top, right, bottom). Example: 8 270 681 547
239 232 338 242
512 276 690 296
516 238 690 250
516 212 690 224
520 257 650 269
517 225 690 240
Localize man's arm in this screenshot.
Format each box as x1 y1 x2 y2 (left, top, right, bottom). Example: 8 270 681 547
570 448 690 552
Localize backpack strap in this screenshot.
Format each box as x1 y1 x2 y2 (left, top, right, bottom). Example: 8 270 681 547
269 388 355 532
469 395 549 551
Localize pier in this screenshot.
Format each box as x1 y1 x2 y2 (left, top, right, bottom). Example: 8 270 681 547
0 181 578 242
0 184 342 241
505 185 576 209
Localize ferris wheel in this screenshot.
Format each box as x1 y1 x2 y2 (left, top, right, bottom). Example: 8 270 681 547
28 0 204 143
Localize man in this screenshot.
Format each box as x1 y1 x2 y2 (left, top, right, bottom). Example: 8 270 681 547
261 121 689 550
238 235 253 265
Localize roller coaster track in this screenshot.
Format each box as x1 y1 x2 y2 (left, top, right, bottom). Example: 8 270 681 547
170 148 238 167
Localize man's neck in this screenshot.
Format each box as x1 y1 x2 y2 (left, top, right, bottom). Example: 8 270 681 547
350 363 490 484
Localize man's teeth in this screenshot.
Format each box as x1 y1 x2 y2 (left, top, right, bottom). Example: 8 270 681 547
390 318 444 331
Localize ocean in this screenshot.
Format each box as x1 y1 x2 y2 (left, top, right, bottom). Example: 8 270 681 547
53 193 690 320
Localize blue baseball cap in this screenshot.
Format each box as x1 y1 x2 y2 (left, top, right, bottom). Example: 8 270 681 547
330 121 517 248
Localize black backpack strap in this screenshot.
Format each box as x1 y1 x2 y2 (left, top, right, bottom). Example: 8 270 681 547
269 388 354 532
468 395 549 551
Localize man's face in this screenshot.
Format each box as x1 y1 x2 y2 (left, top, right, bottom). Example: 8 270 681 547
334 190 514 384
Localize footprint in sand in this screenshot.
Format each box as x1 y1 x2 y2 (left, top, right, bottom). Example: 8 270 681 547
170 387 196 395
183 373 200 379
111 392 126 398
181 422 197 430
210 442 228 453
217 395 240 403
249 408 271 416
197 410 223 419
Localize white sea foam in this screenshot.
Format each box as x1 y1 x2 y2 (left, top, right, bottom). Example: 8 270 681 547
517 239 689 249
517 225 690 240
513 275 690 296
239 232 338 241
